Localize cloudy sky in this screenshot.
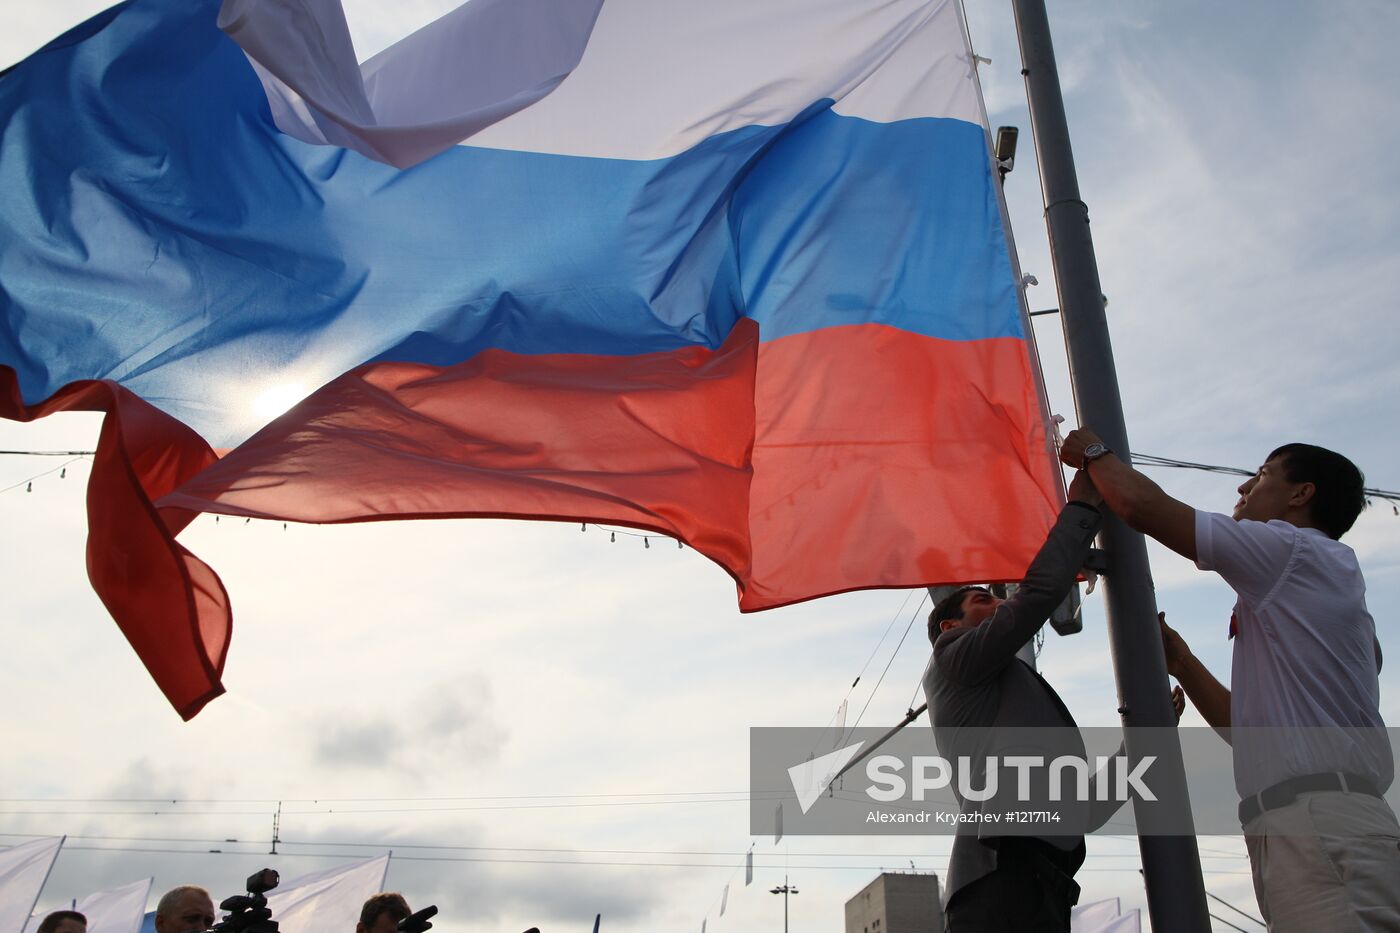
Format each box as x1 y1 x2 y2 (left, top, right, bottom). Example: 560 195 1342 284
3 1 1399 931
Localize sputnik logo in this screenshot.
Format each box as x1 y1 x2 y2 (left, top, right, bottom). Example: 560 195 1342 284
787 742 865 814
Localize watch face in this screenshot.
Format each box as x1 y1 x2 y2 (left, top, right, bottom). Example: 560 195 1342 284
1084 443 1107 461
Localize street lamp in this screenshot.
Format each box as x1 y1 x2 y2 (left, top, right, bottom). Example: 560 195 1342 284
769 875 799 933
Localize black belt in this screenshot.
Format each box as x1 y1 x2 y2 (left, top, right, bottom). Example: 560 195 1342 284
1238 772 1381 825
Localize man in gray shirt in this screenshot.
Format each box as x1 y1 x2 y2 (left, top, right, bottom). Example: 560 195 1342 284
925 470 1177 931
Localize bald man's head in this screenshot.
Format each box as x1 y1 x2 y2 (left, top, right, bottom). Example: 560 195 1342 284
154 886 215 933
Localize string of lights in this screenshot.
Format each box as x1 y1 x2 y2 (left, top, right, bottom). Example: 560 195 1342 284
5 448 1395 512
581 523 683 548
0 455 88 494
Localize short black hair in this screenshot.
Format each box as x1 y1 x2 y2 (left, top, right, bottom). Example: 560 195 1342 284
928 586 990 641
360 893 411 929
1267 443 1365 540
37 912 86 933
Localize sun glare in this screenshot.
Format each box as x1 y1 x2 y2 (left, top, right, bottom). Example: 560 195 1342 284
250 382 310 420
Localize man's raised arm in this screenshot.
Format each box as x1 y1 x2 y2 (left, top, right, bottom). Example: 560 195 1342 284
1059 427 1198 561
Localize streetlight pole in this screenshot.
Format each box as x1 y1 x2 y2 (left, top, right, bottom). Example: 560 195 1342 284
1008 0 1211 929
769 875 798 933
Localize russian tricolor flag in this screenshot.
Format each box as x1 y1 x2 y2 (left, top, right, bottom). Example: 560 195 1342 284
0 0 1063 718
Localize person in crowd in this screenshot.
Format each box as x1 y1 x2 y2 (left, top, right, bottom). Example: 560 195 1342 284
154 885 216 933
357 893 412 933
1061 429 1399 930
36 911 86 933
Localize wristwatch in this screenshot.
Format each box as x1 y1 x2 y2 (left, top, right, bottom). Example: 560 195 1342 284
1082 442 1112 467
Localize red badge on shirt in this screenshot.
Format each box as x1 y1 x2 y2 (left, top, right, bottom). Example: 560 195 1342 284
1228 611 1238 639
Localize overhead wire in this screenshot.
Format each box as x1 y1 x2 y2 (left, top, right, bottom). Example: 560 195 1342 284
1208 912 1257 933
0 455 88 495
1132 452 1399 504
0 790 757 803
1206 890 1266 928
0 797 780 818
841 592 927 744
15 842 1252 874
0 831 1250 862
803 588 920 764
850 588 917 696
7 448 1395 503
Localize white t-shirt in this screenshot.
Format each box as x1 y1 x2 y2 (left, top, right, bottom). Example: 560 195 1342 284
1195 510 1391 797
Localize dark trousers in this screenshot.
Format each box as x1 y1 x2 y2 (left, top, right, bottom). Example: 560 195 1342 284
945 838 1084 933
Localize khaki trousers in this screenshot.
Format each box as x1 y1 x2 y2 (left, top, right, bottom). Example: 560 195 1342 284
1244 790 1400 932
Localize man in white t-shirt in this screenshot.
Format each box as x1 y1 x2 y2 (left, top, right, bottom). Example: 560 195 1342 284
1059 431 1398 932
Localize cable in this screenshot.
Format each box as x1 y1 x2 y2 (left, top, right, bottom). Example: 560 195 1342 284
1208 912 1255 933
0 790 757 804
0 794 788 819
0 832 1249 860
6 447 1394 509
807 589 920 762
842 593 927 743
0 456 88 495
35 843 1253 873
281 798 756 815
1207 891 1265 927
1133 452 1399 504
852 589 917 694
905 660 927 714
4 448 1395 502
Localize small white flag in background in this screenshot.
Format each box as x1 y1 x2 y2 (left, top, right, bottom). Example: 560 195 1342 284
745 849 753 886
1070 897 1120 932
774 804 783 845
719 884 729 917
70 878 154 933
264 855 391 933
1087 909 1141 933
0 837 64 933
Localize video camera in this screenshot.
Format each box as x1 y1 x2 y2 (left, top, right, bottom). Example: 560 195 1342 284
211 869 280 933
202 871 456 933
398 906 438 933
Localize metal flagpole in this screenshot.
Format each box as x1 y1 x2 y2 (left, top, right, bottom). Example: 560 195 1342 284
1008 1 1211 929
